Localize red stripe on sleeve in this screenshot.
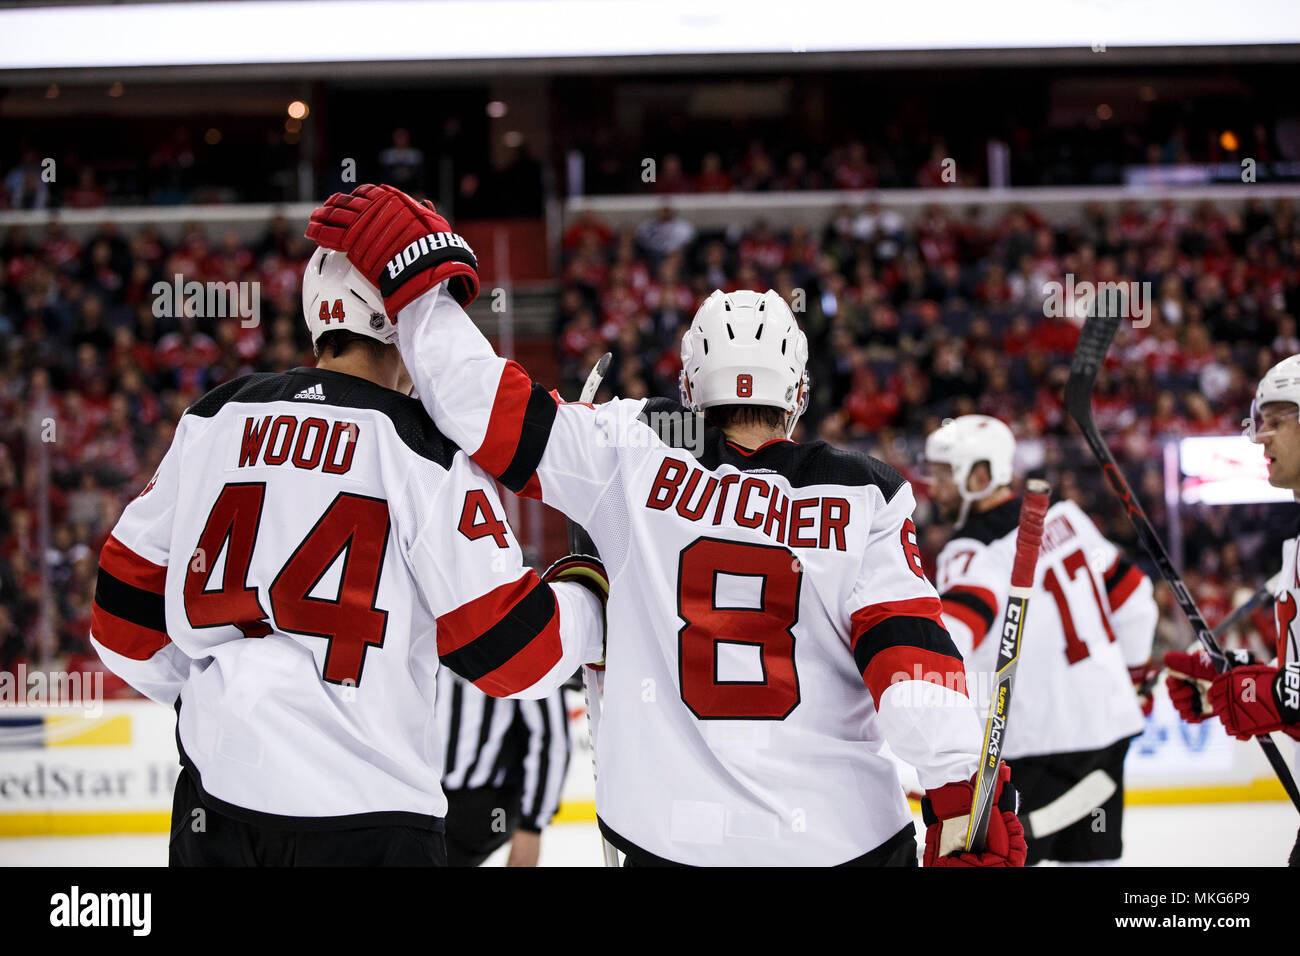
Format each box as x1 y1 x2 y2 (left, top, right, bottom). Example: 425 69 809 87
91 603 171 660
99 535 167 594
435 571 538 657
472 361 537 478
946 584 998 617
862 645 968 706
941 598 990 645
849 596 944 651
517 473 543 502
1107 565 1144 610
471 613 563 697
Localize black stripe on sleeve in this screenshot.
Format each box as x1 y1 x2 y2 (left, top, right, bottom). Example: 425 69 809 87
1104 556 1135 592
438 581 558 685
852 616 962 678
93 567 167 633
498 383 558 492
939 588 997 633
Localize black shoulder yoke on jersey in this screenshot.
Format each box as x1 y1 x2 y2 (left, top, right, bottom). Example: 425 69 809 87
183 367 458 468
953 496 1023 545
637 396 907 497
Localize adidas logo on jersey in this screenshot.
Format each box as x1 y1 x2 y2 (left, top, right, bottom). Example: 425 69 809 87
294 384 326 401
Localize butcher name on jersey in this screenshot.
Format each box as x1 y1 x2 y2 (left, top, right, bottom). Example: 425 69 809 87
237 414 359 474
646 455 849 551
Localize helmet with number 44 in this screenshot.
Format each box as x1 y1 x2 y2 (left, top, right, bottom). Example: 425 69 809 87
302 246 396 347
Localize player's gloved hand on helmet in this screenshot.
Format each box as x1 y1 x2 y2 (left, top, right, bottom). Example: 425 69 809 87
542 554 609 667
1209 661 1300 741
921 763 1026 867
305 183 479 315
1129 662 1159 717
1162 647 1253 724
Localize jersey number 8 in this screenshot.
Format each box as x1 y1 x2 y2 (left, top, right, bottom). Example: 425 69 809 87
677 537 801 720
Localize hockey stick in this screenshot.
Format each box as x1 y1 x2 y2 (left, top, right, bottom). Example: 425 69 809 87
1065 310 1300 813
966 479 1051 852
1213 572 1281 639
566 352 618 867
1023 769 1117 841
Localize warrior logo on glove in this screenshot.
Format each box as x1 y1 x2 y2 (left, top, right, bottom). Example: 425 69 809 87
306 184 480 316
382 231 476 289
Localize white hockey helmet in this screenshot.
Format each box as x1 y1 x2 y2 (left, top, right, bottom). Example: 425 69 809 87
302 246 396 347
1244 353 1300 440
924 415 1016 504
679 289 810 438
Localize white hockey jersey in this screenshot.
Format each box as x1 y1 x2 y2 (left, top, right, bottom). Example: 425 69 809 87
936 496 1157 759
1272 534 1300 766
396 283 984 866
90 367 602 828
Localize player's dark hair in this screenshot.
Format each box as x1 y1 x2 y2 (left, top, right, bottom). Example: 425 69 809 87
704 404 785 431
314 330 395 362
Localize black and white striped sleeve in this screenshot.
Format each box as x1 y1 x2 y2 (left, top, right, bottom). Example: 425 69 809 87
515 689 571 832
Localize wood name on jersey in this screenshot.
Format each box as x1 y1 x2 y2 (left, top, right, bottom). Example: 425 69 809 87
647 455 849 551
237 415 359 474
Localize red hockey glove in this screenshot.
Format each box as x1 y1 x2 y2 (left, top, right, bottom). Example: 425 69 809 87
1129 662 1159 717
1163 647 1252 724
1209 662 1300 741
921 763 1027 867
305 183 479 314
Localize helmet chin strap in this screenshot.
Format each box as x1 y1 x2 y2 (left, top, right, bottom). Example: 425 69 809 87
955 472 1000 528
783 374 811 439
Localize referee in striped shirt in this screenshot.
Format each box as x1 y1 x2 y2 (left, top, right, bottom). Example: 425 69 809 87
436 666 572 866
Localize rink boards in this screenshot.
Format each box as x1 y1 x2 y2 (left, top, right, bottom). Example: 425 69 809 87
0 687 1291 836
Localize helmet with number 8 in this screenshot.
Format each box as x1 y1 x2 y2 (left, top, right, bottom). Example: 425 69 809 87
679 289 810 438
302 246 396 348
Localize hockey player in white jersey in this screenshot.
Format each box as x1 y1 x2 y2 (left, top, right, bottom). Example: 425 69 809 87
1164 354 1300 866
925 415 1157 864
89 241 606 866
305 184 1028 866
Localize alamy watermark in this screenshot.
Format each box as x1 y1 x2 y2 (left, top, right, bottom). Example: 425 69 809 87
0 665 104 717
1043 274 1151 329
152 273 260 327
595 408 707 456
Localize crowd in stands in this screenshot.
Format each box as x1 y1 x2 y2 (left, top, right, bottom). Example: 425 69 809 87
0 193 1295 681
557 196 1300 657
0 215 317 682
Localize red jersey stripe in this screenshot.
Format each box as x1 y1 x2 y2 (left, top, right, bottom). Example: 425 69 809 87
473 360 535 478
945 583 998 619
99 535 167 595
941 598 991 645
850 596 945 650
1107 565 1144 610
435 570 538 657
471 612 563 697
91 603 170 660
862 645 968 706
